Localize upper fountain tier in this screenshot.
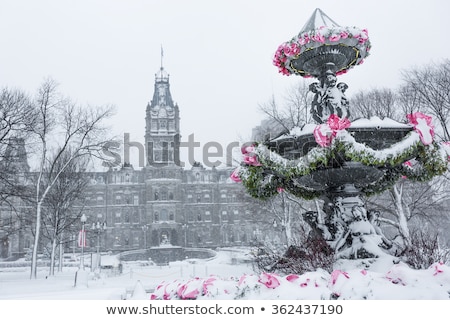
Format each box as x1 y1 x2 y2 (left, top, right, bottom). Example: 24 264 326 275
273 8 371 78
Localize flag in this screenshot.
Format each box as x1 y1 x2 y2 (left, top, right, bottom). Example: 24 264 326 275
78 230 86 247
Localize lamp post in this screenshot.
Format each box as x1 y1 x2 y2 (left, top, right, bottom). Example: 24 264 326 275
80 214 87 270
92 221 107 271
142 225 148 249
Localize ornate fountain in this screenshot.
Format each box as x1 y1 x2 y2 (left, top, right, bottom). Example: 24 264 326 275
232 9 449 261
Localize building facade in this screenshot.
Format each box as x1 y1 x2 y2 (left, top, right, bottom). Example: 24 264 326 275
0 66 273 259
78 66 269 253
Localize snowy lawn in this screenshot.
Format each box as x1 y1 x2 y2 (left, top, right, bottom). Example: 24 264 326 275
0 249 449 300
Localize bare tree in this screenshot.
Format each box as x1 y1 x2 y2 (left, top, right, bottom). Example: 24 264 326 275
264 191 310 247
0 88 35 199
29 79 114 279
350 87 402 121
401 60 450 141
39 148 90 276
0 88 36 254
397 82 425 116
257 81 311 137
365 177 449 255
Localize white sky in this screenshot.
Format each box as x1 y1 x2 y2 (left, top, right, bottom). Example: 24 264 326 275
1 0 449 169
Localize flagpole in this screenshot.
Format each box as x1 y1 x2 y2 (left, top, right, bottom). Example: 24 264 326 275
161 45 164 70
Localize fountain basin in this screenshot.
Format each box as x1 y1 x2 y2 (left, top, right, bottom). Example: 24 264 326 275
295 161 384 191
268 118 413 160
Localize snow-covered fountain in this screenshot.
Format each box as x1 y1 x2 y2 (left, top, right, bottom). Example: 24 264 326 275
232 8 450 262
147 9 450 300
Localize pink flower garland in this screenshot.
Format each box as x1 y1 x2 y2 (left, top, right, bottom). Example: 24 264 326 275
273 26 370 76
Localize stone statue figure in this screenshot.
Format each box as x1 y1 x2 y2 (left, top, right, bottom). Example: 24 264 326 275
309 63 351 123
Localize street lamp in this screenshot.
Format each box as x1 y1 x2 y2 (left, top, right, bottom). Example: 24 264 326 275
80 214 87 270
92 221 107 271
142 225 148 249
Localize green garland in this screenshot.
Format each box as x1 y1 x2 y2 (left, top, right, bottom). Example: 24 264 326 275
237 130 449 200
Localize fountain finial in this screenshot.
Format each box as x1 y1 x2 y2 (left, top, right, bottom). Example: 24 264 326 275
299 8 341 33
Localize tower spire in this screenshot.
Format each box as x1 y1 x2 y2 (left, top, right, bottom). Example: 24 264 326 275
155 46 169 82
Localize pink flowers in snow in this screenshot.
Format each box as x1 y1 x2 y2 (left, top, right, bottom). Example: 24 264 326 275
258 273 281 289
330 270 350 285
313 115 351 147
407 112 435 145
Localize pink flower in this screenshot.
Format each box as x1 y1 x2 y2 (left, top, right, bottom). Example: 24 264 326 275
230 168 241 183
330 270 350 285
290 43 300 55
407 112 435 145
312 33 325 43
313 124 334 147
202 277 216 295
355 29 369 44
336 69 348 76
329 34 341 42
277 187 285 193
300 279 310 287
432 262 444 276
340 31 349 39
314 115 351 147
177 282 200 300
403 161 412 167
238 274 258 286
243 155 261 166
258 273 281 289
298 34 310 45
241 142 256 155
280 68 290 76
327 114 351 131
360 269 368 275
284 43 300 57
286 274 299 282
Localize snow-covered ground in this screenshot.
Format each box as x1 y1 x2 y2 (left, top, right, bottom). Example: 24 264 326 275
0 249 254 300
1 248 449 300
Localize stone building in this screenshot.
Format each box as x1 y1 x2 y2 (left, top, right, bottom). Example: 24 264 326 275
80 66 269 253
0 66 272 259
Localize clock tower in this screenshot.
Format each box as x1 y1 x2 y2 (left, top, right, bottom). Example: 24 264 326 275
144 62 184 247
145 66 181 166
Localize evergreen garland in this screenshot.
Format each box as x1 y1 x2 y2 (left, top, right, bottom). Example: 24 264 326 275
236 129 449 200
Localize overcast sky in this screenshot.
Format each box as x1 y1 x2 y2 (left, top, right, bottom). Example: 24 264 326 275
1 0 449 169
